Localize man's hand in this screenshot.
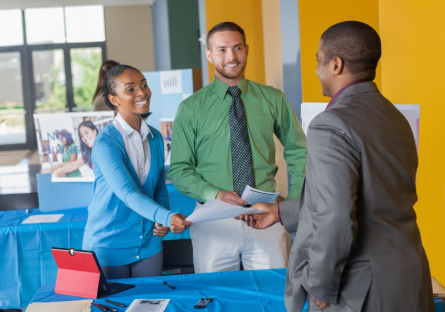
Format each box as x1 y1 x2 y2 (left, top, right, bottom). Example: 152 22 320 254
216 191 247 206
310 295 329 310
236 202 280 229
170 214 193 233
153 223 170 237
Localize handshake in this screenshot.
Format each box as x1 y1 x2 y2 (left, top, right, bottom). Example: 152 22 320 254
216 190 281 230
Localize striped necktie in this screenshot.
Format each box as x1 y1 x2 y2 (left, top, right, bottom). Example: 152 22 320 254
227 86 255 196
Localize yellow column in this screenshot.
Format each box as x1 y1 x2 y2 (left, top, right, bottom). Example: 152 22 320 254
298 0 381 102
379 0 445 282
204 0 265 84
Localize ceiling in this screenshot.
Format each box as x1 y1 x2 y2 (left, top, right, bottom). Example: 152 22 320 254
0 0 156 10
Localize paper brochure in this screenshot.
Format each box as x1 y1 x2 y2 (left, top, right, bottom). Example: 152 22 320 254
186 199 261 223
126 299 170 312
241 186 279 205
22 214 64 224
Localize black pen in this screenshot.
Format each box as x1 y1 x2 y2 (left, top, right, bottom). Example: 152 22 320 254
194 297 205 309
163 280 176 289
105 299 127 307
91 302 107 311
197 298 210 309
201 297 213 309
97 303 117 312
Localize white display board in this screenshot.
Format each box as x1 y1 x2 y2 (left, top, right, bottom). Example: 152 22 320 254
301 102 420 152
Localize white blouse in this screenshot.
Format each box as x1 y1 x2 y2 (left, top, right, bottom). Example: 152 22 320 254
113 113 152 186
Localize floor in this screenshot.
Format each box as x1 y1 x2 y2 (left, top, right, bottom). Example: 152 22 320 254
0 150 39 210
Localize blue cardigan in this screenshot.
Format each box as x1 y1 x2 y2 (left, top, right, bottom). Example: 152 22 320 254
83 122 175 267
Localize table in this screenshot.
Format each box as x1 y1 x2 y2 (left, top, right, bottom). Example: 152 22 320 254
0 184 196 309
27 268 445 312
29 269 303 312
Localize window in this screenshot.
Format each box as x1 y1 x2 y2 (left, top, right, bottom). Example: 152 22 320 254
0 52 26 145
0 10 23 47
0 5 106 150
25 7 65 45
65 6 105 43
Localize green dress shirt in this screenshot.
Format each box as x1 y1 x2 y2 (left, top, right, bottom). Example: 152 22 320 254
167 76 307 202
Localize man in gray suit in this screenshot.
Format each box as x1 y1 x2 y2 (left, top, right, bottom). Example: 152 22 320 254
239 21 434 311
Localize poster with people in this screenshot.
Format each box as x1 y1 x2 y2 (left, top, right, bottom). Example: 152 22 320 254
34 112 114 182
160 118 173 166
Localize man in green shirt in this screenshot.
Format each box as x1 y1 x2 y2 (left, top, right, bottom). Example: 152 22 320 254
168 22 307 273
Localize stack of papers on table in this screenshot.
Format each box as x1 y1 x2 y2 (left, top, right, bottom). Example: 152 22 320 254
186 199 261 223
26 300 92 312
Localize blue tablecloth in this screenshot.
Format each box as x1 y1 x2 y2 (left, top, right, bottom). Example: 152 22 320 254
0 183 196 309
27 268 445 312
29 269 304 312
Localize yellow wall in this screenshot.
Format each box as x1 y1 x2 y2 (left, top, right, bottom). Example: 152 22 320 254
298 0 381 102
205 0 265 84
379 0 445 282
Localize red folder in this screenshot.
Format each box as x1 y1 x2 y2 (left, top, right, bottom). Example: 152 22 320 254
51 248 102 298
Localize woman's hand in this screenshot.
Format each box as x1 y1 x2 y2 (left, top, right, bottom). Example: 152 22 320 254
170 213 194 234
153 223 170 237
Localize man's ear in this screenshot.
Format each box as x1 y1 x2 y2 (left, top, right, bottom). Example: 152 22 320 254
109 94 119 108
245 44 249 56
332 56 344 75
205 49 213 64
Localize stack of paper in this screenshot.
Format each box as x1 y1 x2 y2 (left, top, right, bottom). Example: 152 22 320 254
26 300 92 312
241 186 279 205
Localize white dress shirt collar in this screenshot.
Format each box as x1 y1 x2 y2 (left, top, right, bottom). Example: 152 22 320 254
114 113 152 140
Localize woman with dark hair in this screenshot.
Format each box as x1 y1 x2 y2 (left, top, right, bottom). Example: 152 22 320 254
83 64 192 279
78 120 97 169
92 60 120 111
50 129 81 177
52 121 98 178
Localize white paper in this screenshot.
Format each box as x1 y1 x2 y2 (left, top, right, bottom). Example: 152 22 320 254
241 186 279 205
26 299 92 312
125 299 169 312
186 199 261 223
22 214 64 224
160 70 182 94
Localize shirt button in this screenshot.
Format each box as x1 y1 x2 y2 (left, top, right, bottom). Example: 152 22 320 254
136 256 139 259
140 236 143 238
140 222 143 224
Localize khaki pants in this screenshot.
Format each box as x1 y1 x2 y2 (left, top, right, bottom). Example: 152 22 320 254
190 203 290 273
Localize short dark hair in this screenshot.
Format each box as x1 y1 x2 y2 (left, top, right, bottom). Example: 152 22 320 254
321 21 381 81
103 64 139 110
207 22 246 48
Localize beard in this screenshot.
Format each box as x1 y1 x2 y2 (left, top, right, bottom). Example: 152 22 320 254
214 59 247 80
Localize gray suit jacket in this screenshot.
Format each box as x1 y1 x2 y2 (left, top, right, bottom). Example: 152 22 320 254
281 82 434 312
